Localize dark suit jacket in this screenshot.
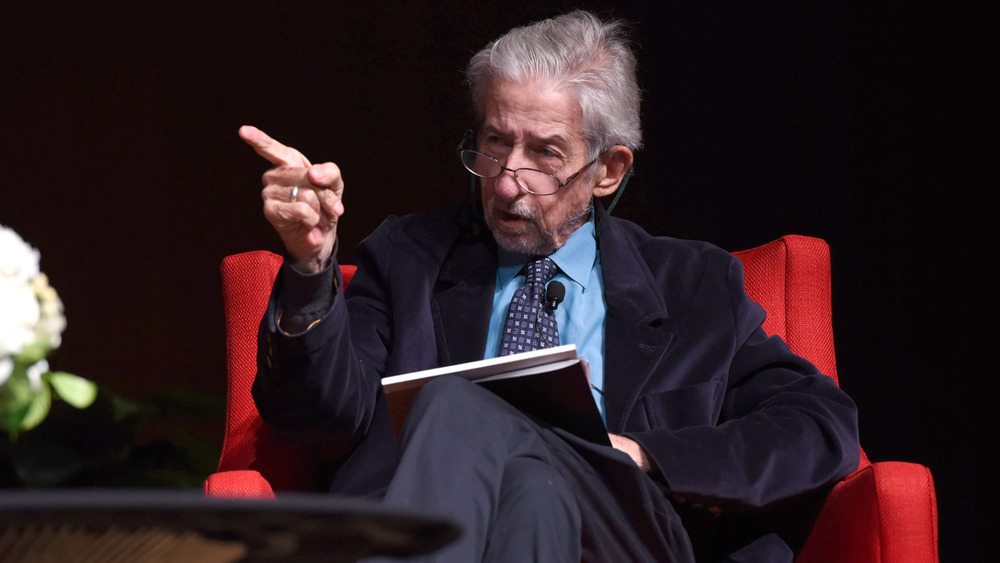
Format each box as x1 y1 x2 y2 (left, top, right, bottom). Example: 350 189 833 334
253 201 859 548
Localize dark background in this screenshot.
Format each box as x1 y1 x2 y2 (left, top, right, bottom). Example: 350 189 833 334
1 1 988 560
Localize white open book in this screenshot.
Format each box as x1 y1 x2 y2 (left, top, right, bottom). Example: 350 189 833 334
382 345 609 445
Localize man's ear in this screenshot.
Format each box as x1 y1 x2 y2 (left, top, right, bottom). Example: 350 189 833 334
593 146 634 198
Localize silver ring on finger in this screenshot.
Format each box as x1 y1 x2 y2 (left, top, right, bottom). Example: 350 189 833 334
290 185 299 203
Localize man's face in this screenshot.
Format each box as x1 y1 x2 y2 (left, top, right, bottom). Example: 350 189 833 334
479 79 596 256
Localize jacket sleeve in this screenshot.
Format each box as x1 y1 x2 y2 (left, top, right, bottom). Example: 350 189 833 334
252 260 379 441
627 255 860 510
251 234 400 495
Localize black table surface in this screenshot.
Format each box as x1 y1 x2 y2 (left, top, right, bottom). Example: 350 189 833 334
0 488 462 562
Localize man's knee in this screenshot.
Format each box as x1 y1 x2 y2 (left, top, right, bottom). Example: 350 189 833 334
401 376 554 465
403 376 501 439
499 457 580 523
409 376 481 419
417 375 479 403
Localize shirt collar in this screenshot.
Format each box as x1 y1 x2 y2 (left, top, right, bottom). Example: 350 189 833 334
496 215 598 290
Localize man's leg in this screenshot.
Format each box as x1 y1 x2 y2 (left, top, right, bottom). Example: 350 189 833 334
482 457 582 563
381 376 693 562
381 376 581 561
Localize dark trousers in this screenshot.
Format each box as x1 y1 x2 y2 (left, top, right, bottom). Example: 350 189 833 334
374 376 695 562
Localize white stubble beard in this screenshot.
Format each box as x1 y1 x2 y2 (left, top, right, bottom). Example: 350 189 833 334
486 196 593 256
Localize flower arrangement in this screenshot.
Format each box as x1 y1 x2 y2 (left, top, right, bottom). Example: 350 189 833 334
0 224 96 437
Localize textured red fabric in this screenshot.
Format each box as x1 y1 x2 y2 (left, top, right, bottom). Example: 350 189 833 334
208 252 357 495
734 235 836 384
216 251 281 474
205 239 939 562
203 469 276 499
797 462 939 562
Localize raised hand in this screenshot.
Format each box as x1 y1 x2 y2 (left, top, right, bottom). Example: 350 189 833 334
240 125 345 274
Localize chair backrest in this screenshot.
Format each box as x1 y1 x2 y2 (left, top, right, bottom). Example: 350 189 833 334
215 235 859 491
216 251 355 490
733 235 839 385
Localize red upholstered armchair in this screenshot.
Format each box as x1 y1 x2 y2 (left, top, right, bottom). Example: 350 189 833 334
204 235 939 562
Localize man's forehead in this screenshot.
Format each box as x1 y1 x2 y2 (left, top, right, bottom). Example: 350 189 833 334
480 79 585 147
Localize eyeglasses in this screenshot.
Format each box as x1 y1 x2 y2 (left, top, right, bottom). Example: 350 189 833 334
459 149 598 196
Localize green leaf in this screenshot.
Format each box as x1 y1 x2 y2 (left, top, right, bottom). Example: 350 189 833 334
0 372 31 409
19 382 51 431
14 341 50 365
0 369 35 435
1 404 30 438
47 372 98 409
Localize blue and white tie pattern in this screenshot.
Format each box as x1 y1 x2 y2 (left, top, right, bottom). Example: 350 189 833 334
499 257 559 356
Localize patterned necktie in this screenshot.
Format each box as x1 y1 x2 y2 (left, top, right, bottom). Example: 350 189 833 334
499 257 559 356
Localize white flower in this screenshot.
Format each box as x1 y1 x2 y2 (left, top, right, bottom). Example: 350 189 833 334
25 359 49 390
0 225 89 434
0 276 40 358
1 224 65 358
0 225 40 283
0 357 12 387
31 273 66 350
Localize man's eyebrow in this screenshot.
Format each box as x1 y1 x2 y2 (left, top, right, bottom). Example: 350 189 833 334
480 125 505 138
482 125 571 148
534 134 571 148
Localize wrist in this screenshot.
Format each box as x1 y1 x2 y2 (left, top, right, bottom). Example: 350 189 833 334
288 236 337 275
608 433 652 473
276 254 337 334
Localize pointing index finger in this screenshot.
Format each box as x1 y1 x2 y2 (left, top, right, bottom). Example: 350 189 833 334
239 125 312 167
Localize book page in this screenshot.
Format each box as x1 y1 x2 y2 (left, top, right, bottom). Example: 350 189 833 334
382 344 578 393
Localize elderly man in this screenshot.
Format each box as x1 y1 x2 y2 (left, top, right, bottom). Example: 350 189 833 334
242 10 859 563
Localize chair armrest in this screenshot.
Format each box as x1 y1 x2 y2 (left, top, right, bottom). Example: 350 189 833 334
798 461 938 562
204 470 276 499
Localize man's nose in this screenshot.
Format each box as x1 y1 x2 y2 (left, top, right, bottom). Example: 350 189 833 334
492 167 523 201
493 151 532 201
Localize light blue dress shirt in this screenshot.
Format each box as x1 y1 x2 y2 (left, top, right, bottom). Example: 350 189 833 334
484 217 607 423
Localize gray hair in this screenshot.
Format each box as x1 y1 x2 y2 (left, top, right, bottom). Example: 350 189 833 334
466 10 643 158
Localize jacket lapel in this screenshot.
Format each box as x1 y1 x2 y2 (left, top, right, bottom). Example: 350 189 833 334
598 215 673 433
430 228 498 367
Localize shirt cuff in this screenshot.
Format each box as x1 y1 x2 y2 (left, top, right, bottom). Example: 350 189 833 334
276 255 338 334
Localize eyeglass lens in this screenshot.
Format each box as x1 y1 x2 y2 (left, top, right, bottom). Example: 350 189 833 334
461 150 560 195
